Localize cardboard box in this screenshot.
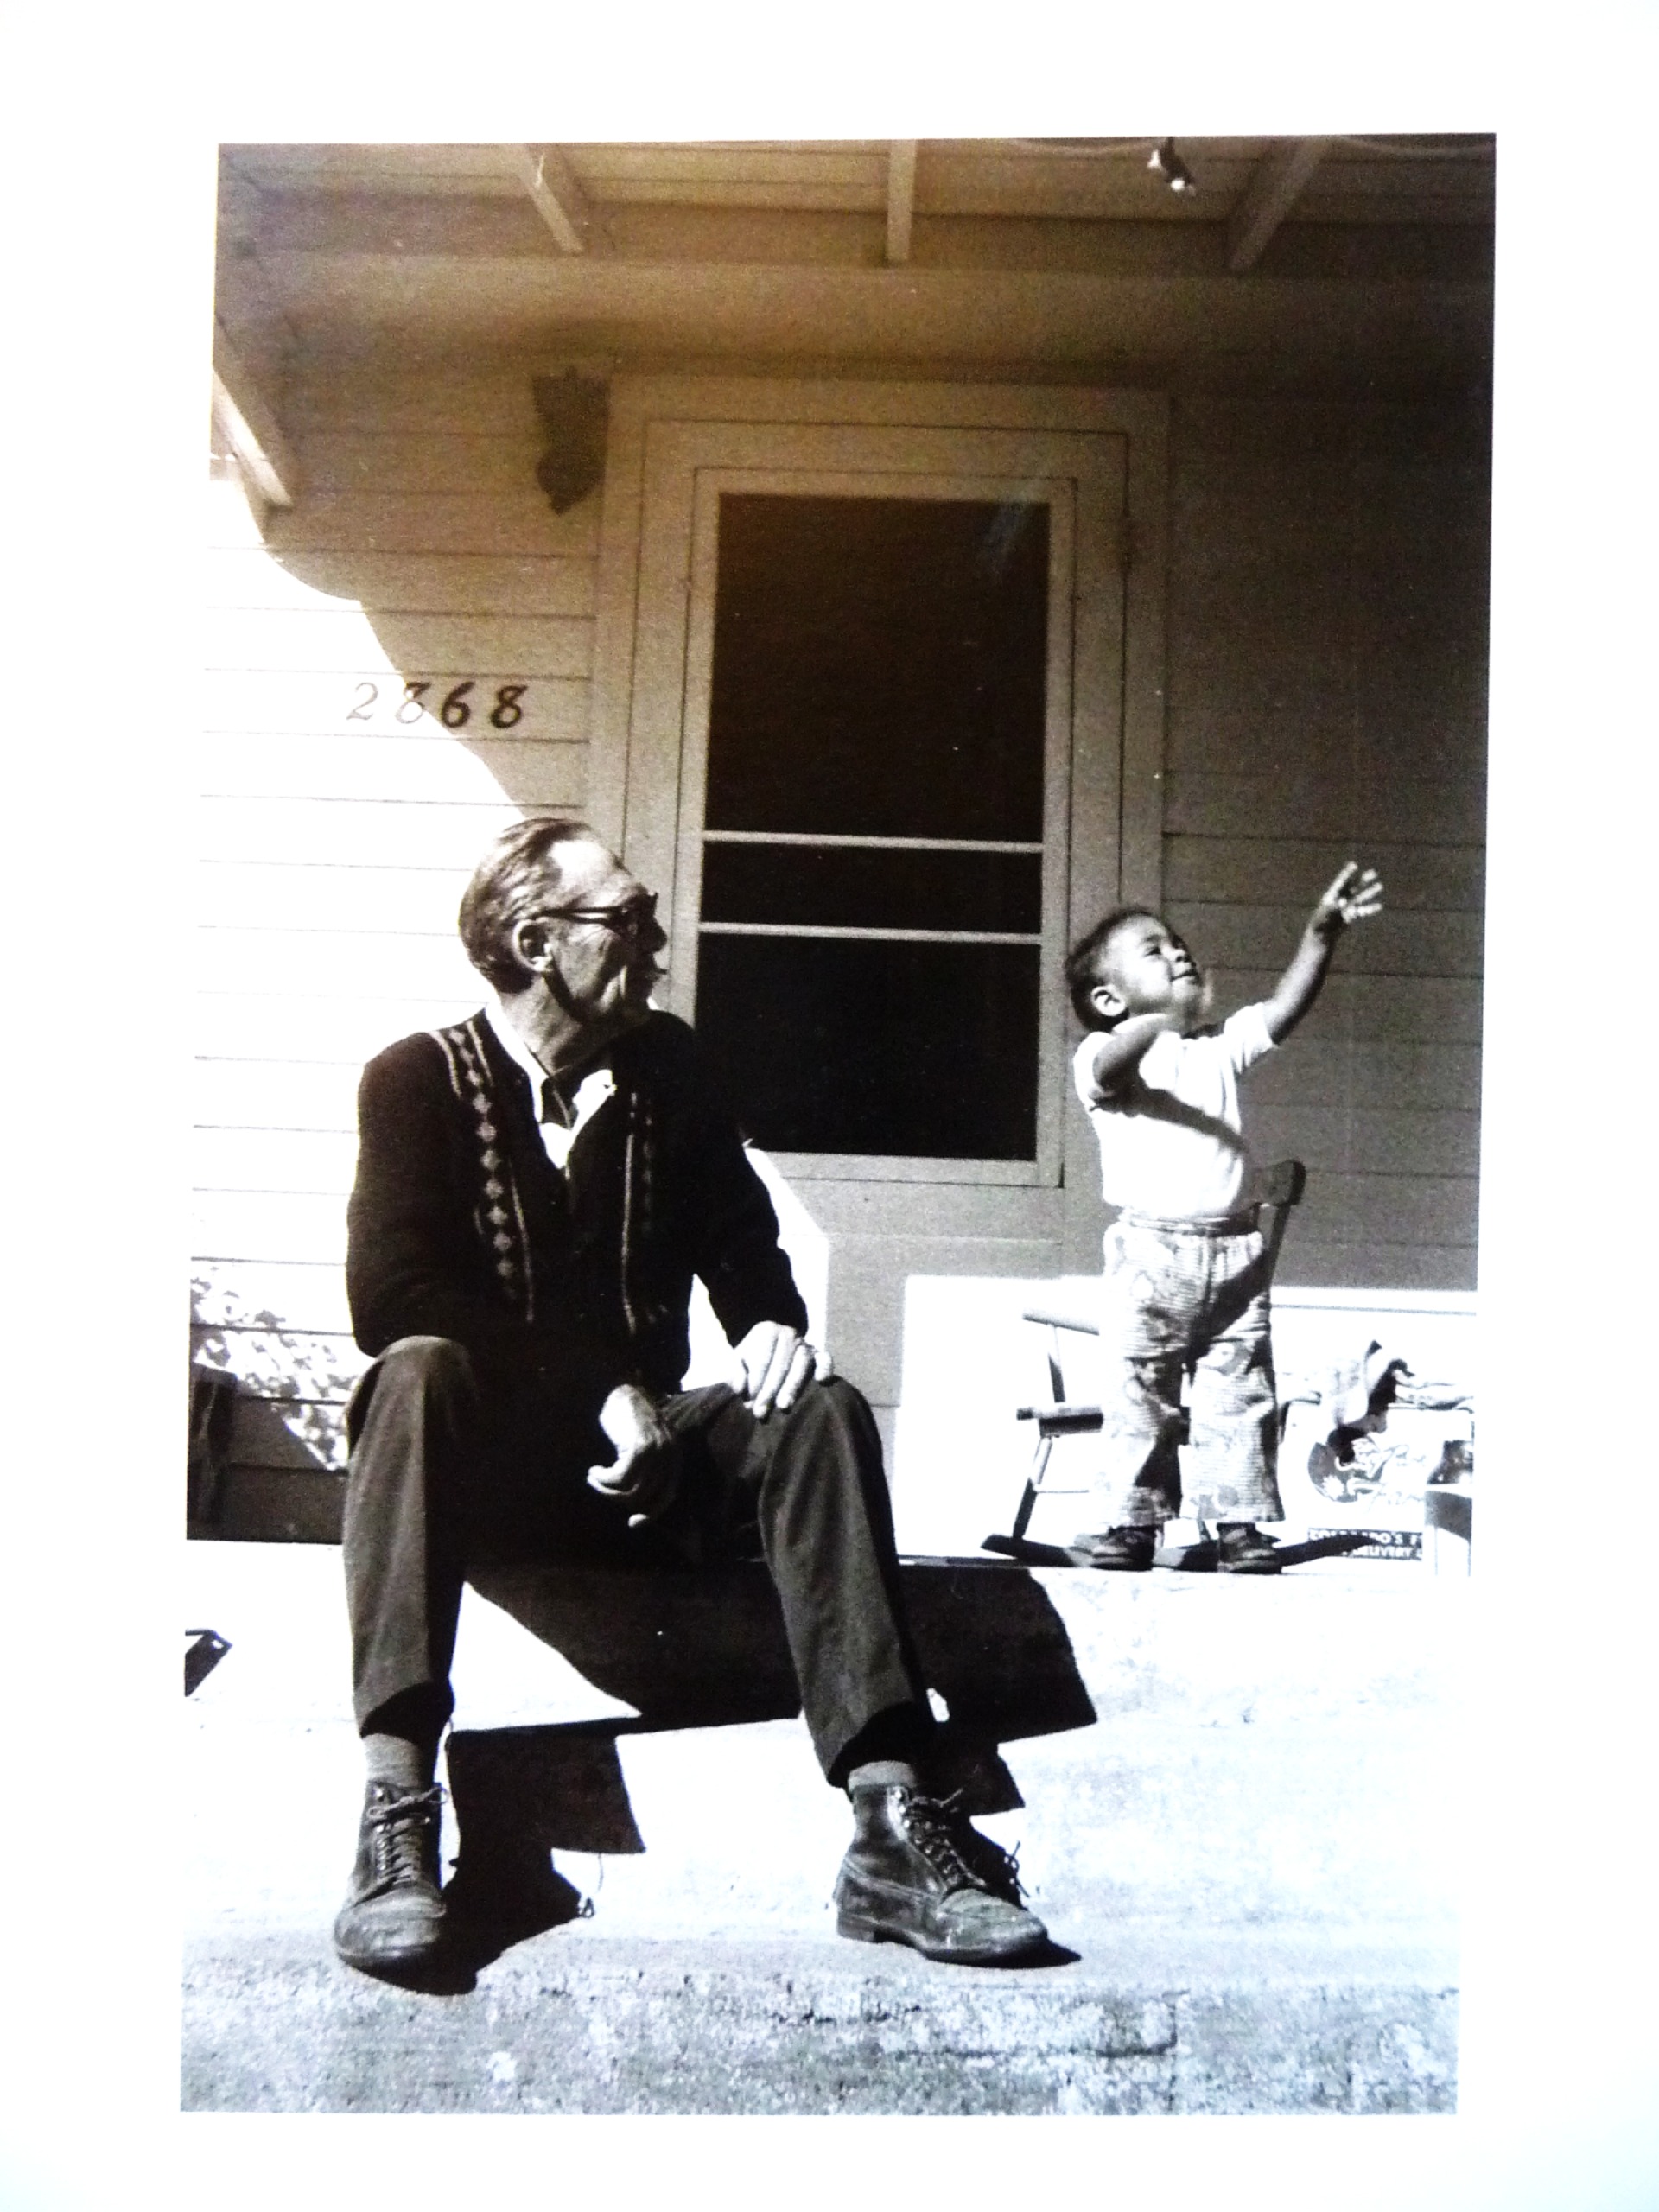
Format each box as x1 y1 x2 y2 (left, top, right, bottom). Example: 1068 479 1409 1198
1276 1399 1474 1539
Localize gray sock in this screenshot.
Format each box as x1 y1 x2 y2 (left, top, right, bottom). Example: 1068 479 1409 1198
847 1758 921 1796
364 1732 435 1792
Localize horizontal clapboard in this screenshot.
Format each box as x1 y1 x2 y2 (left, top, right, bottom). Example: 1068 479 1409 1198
1176 390 1489 461
204 607 594 679
1164 837 1484 912
257 491 600 557
1244 1039 1482 1113
194 991 485 1064
1166 905 1482 978
1173 569 1479 640
294 429 555 498
1243 1105 1478 1179
1282 1173 1476 1249
287 359 563 436
197 795 537 870
1204 970 1483 1041
193 1324 365 1404
203 549 597 617
194 1128 359 1194
193 1257 353 1335
227 1393 349 1474
193 1191 351 1267
1166 718 1487 785
194 1057 363 1132
1164 770 1486 846
192 923 485 1001
194 735 586 810
1275 1243 1475 1293
197 860 474 935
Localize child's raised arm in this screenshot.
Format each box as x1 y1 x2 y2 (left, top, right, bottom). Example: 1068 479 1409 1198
1079 1010 1185 1101
1262 862 1384 1044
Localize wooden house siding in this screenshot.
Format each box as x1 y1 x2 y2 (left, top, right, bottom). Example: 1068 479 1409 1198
195 357 602 1522
192 354 1486 1529
1164 392 1488 1292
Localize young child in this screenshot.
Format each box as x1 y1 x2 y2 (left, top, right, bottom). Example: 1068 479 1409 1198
1065 862 1384 1573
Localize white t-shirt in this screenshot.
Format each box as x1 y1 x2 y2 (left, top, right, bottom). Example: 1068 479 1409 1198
1073 1003 1276 1221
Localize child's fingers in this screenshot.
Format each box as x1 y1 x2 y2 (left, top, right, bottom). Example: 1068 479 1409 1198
1328 865 1383 921
1319 861 1360 907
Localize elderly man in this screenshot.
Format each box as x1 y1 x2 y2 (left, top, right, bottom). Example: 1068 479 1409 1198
334 815 1048 1977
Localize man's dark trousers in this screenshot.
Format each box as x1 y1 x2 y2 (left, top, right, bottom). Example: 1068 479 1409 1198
342 1335 929 1783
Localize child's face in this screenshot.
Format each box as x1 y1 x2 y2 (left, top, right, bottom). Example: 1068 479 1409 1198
1091 915 1207 1027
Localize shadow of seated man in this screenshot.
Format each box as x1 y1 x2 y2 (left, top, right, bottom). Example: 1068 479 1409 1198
438 1725 616 1978
438 1555 1097 1968
333 817 1057 1986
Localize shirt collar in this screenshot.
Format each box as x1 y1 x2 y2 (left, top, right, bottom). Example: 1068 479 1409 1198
482 997 551 1101
482 998 613 1118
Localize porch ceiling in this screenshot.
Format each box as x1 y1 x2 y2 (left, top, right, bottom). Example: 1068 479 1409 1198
216 136 1495 381
223 137 1496 225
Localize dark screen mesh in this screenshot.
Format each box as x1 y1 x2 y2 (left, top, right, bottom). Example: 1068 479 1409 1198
696 936 1040 1159
696 492 1050 1158
701 843 1041 932
705 494 1048 839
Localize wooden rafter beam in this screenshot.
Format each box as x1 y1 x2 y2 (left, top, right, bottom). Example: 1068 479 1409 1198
1226 137 1332 273
513 143 599 254
210 323 297 509
885 140 918 265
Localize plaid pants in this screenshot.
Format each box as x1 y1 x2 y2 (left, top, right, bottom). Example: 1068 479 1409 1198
1088 1215 1284 1529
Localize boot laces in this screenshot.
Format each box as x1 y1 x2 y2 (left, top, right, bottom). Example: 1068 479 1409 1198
901 1789 1024 1903
366 1785 443 1891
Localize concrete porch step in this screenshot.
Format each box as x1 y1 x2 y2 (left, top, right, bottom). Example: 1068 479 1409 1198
182 1540 1464 2114
183 1926 1456 2115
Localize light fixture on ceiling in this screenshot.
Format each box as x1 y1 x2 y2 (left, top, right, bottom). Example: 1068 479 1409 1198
1147 138 1197 194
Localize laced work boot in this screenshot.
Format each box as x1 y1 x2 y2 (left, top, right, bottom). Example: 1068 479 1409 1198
1217 1522 1283 1575
1071 1525 1158 1571
834 1783 1049 1964
333 1782 447 1977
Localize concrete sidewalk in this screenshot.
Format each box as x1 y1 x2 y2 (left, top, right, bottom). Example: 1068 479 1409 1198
182 1541 1464 2114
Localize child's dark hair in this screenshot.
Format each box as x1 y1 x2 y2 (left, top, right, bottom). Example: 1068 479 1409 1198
1065 906 1161 1028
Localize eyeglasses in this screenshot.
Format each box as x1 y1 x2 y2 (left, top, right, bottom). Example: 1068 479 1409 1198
534 892 660 945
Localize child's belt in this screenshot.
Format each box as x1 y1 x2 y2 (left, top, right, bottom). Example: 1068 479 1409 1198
1116 1205 1261 1237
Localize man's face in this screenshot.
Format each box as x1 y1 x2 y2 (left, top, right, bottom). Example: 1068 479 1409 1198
1095 914 1206 1026
528 838 666 1031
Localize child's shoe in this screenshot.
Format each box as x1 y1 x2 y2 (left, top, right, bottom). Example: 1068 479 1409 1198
1217 1522 1283 1575
1071 1524 1158 1571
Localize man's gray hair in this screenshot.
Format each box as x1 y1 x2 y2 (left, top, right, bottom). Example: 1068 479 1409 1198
457 815 601 990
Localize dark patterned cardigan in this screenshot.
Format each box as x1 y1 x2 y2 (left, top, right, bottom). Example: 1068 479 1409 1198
346 1008 807 1408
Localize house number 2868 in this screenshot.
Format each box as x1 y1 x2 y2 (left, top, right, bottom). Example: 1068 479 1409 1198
346 680 530 729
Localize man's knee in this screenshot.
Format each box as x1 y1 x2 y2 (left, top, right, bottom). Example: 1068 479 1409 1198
379 1334 474 1384
783 1372 873 1440
764 1375 887 1496
347 1334 478 1445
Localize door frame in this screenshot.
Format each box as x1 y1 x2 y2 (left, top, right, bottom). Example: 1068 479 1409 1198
588 374 1169 1255
589 374 1168 909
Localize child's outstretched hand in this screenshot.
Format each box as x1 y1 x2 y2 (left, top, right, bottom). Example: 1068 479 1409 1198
1267 864 1385 1042
1311 862 1383 938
